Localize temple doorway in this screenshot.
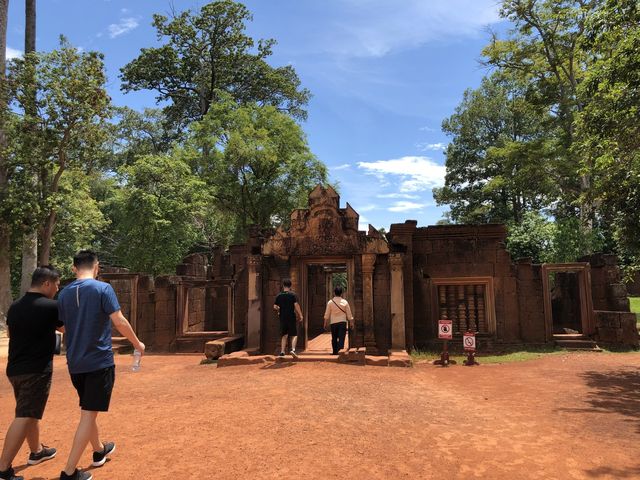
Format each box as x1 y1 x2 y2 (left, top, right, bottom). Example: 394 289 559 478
541 263 595 341
302 259 354 354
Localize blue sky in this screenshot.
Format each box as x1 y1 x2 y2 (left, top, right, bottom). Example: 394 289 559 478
6 0 507 231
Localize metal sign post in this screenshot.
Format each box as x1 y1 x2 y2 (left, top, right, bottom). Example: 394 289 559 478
463 331 479 366
434 320 454 366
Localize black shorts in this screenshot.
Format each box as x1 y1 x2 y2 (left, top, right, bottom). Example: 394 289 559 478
279 317 298 337
70 366 115 412
9 372 53 419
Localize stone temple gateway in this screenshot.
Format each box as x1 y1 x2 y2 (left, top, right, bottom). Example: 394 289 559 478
100 185 638 361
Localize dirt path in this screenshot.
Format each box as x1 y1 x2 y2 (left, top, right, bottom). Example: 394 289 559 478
1 352 639 479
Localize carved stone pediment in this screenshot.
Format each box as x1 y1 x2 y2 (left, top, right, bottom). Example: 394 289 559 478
263 185 389 257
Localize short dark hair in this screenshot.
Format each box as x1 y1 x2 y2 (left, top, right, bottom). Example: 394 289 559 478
282 278 292 288
73 250 98 269
31 265 60 287
334 286 343 297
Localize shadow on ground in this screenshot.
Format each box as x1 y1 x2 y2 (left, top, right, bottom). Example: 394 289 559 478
577 369 640 427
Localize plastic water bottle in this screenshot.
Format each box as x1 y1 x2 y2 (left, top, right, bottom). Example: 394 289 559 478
131 349 142 372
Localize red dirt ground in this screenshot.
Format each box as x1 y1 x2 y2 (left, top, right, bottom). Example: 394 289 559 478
1 352 640 479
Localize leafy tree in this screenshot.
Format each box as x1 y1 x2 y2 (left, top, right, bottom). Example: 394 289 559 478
506 211 556 263
48 170 109 278
576 0 640 265
8 37 112 265
482 0 597 221
108 154 208 275
434 75 556 224
120 0 310 126
0 0 11 321
109 107 182 167
186 99 327 241
20 0 38 294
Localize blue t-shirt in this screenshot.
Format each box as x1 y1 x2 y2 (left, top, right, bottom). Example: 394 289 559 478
58 278 120 374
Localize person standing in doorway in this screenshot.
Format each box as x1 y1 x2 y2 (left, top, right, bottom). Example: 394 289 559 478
323 286 354 355
0 267 62 480
57 250 145 480
273 279 303 358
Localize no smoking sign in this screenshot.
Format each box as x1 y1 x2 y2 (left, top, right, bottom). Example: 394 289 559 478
438 320 453 340
463 332 476 351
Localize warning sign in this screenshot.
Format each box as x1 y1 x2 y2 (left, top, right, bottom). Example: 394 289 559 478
463 332 476 351
438 320 453 340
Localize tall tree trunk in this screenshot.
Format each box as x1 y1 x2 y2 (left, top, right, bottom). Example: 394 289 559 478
20 0 38 293
0 0 12 324
39 210 56 266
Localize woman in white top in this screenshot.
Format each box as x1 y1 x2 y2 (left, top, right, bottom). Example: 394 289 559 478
323 286 354 355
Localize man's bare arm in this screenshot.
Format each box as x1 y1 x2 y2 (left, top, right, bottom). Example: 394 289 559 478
109 310 145 353
294 302 303 322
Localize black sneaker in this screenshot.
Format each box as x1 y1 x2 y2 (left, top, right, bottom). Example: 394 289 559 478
28 444 57 465
0 465 23 480
91 441 115 467
278 352 285 357
60 469 92 480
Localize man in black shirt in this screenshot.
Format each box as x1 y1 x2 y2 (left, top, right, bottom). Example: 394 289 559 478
273 279 303 358
0 266 63 480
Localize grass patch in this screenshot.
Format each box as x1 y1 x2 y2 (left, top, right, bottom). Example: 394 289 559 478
411 345 565 365
199 358 217 365
629 297 640 328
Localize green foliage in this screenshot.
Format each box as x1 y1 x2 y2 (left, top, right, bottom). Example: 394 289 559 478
629 297 640 327
49 170 109 278
506 211 606 263
120 0 310 124
7 37 112 263
108 154 209 275
506 211 556 263
434 75 557 224
575 0 640 264
187 99 327 241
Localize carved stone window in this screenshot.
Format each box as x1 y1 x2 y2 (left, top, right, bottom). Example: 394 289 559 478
431 277 496 335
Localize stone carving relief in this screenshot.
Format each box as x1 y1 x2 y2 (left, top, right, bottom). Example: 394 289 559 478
263 185 389 257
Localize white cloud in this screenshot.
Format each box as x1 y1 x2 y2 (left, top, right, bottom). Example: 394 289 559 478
388 201 427 212
377 193 420 199
326 0 500 58
108 17 139 38
357 156 446 193
356 204 377 212
121 8 130 14
358 214 369 231
419 126 436 132
417 142 447 151
333 163 351 170
6 46 22 59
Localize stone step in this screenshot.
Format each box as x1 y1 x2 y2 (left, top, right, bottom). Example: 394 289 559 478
278 353 340 363
174 333 229 353
554 338 602 351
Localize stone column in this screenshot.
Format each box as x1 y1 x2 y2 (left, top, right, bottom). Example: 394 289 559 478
289 258 300 294
389 253 406 350
246 255 262 350
362 253 378 354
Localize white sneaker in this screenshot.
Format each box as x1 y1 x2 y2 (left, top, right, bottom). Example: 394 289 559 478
290 350 298 359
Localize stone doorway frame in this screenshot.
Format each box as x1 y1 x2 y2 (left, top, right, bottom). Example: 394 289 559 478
176 279 234 336
299 256 355 351
541 263 594 341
